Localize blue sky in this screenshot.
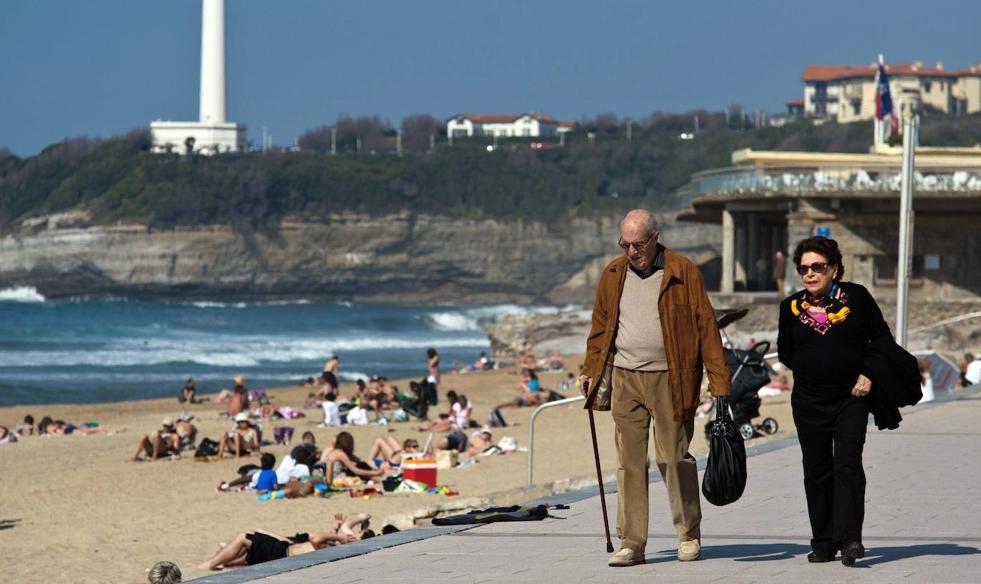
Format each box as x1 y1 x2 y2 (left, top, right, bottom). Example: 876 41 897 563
1 0 978 156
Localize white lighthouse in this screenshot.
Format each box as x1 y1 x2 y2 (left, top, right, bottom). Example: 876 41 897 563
151 0 246 155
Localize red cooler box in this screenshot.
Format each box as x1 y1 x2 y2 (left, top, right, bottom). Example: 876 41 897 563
402 458 437 487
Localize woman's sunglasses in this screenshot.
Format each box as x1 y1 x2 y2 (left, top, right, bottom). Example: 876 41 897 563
796 262 830 276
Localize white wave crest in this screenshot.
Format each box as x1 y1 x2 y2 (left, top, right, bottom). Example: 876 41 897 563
0 335 487 368
427 312 482 331
339 371 370 382
424 303 583 331
0 286 46 303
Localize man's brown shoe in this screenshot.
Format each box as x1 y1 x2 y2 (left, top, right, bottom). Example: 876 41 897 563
678 539 701 561
608 548 643 567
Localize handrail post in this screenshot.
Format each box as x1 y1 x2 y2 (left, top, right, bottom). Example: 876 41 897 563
527 395 585 486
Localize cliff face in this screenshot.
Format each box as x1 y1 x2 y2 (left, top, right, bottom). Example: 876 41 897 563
0 211 721 304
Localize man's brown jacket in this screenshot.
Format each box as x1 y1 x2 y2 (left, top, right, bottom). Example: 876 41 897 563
580 245 731 420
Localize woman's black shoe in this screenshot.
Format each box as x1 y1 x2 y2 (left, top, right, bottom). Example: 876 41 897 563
807 551 834 563
840 541 865 566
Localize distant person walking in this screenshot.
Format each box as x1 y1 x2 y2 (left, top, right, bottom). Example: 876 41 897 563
778 236 891 566
773 250 786 294
579 209 731 567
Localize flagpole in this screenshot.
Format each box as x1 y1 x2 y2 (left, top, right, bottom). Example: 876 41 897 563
896 113 918 347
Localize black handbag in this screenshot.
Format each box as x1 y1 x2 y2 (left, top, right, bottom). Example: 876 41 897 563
701 397 747 506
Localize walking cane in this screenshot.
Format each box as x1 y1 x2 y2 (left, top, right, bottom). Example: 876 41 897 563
585 381 615 553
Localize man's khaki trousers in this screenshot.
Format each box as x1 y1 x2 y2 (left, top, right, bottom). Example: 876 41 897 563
612 367 701 554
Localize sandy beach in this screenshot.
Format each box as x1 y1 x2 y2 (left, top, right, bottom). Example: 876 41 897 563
0 357 794 583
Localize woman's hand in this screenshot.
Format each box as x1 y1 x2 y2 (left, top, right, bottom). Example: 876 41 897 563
851 373 872 397
577 375 592 397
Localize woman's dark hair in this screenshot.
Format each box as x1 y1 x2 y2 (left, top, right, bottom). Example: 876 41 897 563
427 347 438 358
38 416 54 433
793 236 844 282
260 452 276 470
24 414 34 424
446 390 458 403
529 370 539 381
334 431 355 458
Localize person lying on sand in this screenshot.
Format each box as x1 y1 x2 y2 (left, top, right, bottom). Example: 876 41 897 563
367 436 423 470
216 452 279 494
217 412 261 458
0 425 16 444
38 416 124 437
16 414 35 437
320 431 385 484
130 418 181 462
197 513 373 571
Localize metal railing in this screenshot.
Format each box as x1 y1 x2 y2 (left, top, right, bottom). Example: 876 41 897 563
690 166 981 197
527 395 585 486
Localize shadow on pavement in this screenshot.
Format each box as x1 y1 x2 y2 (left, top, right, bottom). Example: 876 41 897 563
648 543 812 563
860 543 981 566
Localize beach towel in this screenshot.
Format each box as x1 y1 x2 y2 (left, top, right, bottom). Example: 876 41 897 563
432 505 550 526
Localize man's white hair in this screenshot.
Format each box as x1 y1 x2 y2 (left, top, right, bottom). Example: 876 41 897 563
621 209 659 236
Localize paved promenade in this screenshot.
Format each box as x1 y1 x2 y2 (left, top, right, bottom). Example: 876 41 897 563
193 388 981 583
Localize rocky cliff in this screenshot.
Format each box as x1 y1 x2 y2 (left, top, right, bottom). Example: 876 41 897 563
0 210 721 304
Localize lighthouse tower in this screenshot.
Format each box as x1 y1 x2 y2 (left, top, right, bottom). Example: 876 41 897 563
151 0 246 155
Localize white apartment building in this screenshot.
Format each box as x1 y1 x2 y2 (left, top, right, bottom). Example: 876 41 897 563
790 61 981 123
447 113 572 139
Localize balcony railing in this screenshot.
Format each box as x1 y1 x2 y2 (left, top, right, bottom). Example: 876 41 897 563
690 165 981 197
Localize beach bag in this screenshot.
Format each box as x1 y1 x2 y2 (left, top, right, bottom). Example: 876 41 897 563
194 437 219 458
701 397 747 506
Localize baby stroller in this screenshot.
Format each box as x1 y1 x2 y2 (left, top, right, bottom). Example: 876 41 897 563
705 309 780 441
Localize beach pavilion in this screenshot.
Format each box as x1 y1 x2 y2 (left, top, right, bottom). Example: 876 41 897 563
678 146 981 302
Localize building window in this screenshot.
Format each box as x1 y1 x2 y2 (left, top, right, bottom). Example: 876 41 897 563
923 81 932 93
852 101 861 115
873 255 925 286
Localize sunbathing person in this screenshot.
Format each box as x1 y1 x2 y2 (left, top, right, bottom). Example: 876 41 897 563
434 430 469 453
367 437 422 470
418 390 459 432
217 412 260 458
178 378 198 404
217 452 279 493
197 514 372 571
16 415 35 437
130 418 181 462
174 415 197 451
0 425 16 444
495 370 547 409
320 431 385 484
464 429 494 457
39 417 124 437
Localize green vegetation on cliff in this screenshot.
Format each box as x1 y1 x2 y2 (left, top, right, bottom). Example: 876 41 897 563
1 112 979 230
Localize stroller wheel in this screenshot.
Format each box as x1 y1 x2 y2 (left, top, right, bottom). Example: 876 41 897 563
761 417 779 435
738 423 755 440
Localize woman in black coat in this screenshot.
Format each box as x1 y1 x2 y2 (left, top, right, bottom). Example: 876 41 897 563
777 236 891 567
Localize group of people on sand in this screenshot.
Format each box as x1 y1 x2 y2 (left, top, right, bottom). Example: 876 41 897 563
0 413 124 444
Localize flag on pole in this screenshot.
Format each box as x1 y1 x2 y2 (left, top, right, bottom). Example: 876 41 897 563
875 63 899 133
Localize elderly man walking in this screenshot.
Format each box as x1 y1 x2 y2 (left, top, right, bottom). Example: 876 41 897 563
579 209 731 567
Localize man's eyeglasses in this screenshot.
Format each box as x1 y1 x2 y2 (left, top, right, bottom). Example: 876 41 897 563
618 232 656 251
796 262 830 276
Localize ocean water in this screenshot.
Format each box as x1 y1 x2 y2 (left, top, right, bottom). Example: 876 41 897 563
0 287 569 406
